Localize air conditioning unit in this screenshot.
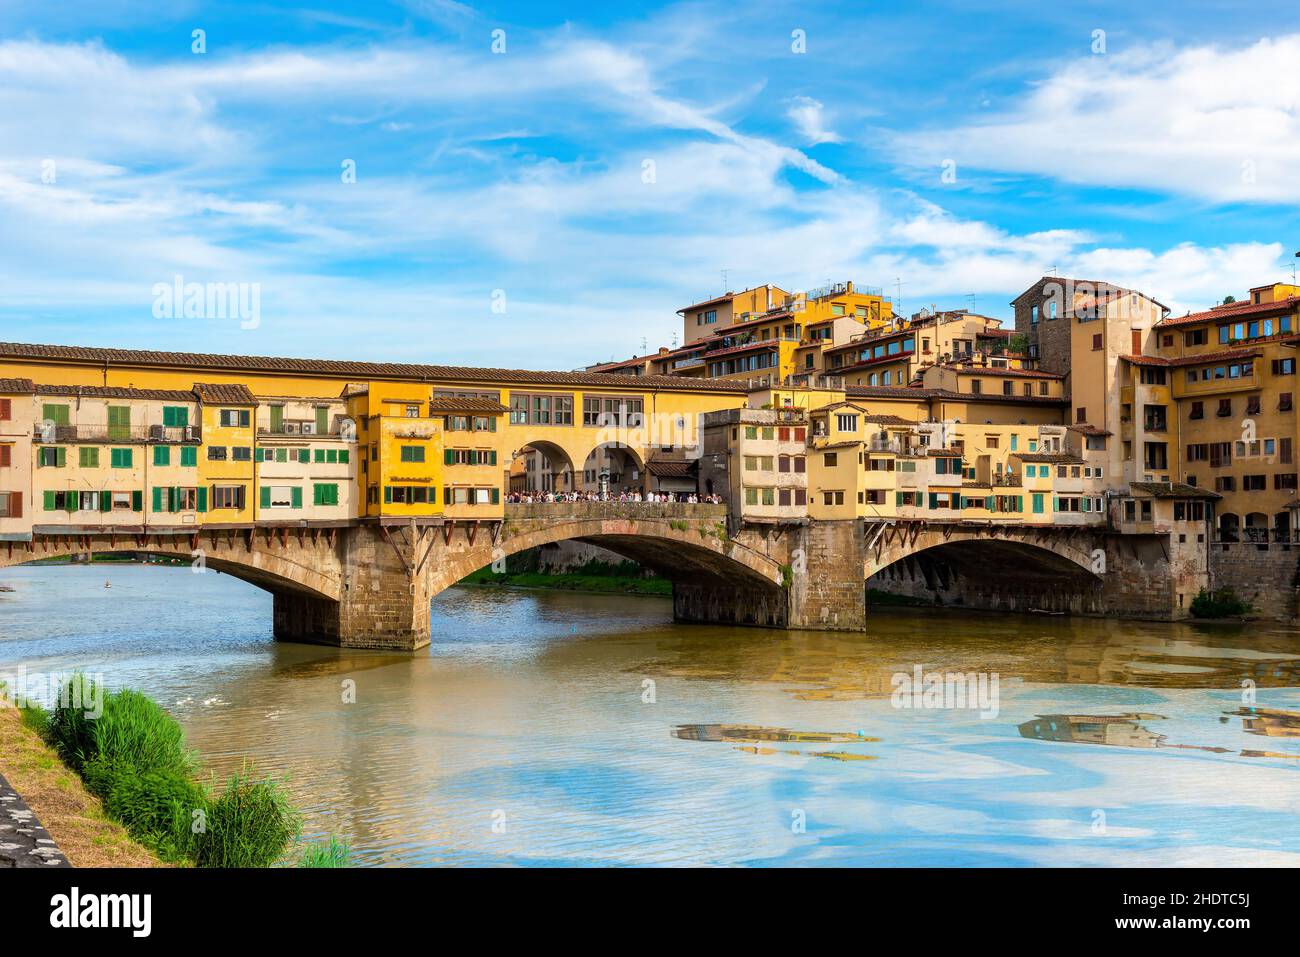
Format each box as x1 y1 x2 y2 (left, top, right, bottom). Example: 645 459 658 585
284 423 300 434
300 423 315 435
184 425 199 441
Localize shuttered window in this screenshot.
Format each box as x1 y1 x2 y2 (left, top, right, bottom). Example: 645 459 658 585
153 446 170 466
180 446 198 467
110 448 133 469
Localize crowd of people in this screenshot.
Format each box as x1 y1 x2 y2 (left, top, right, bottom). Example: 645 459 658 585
506 489 724 505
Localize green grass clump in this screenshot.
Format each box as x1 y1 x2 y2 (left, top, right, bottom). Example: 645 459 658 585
196 770 301 868
1190 587 1252 619
298 835 351 868
83 758 207 862
42 674 304 868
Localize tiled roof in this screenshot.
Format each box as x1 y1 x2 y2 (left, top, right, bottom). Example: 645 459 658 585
926 388 1070 406
1012 452 1085 464
1067 424 1112 437
1129 481 1221 499
0 378 35 394
0 341 752 394
35 383 197 401
1155 296 1299 329
645 460 696 477
1120 348 1260 368
192 382 257 405
427 397 510 414
944 365 1064 379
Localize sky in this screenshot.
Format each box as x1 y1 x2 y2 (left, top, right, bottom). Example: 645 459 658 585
1 0 1299 370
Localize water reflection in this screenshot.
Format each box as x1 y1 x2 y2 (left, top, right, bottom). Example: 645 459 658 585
3 564 1300 866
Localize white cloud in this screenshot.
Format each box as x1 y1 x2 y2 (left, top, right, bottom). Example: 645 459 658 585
892 35 1300 202
786 95 842 145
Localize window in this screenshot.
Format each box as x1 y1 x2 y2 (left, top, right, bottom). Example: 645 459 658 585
1246 394 1261 415
1031 304 1039 324
180 446 198 467
400 445 425 463
1281 393 1294 412
1243 474 1266 492
110 448 133 469
1273 358 1296 376
822 491 845 506
153 446 170 466
1189 401 1204 420
219 409 251 428
1076 407 1087 424
162 406 189 427
511 392 575 426
824 452 838 467
1092 334 1103 351
38 447 65 468
313 483 340 506
78 447 98 468
261 485 299 509
1217 399 1232 417
970 380 982 394
836 414 857 432
387 486 434 504
232 447 251 462
211 485 246 510
41 403 70 426
208 446 228 461
0 492 20 518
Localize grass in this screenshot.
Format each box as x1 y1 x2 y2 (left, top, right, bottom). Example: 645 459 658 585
0 701 164 867
462 558 672 596
298 835 351 868
40 674 306 867
1190 587 1253 619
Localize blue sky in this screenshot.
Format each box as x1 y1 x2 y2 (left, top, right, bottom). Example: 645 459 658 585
1 0 1299 369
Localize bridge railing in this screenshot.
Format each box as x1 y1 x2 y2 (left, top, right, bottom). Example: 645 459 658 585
505 502 727 521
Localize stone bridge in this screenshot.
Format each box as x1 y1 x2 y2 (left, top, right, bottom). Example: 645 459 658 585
0 507 1197 649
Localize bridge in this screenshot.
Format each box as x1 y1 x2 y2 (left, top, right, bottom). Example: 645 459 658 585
0 504 1183 649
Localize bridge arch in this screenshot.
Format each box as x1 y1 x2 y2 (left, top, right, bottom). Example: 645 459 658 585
0 532 343 603
430 508 782 597
509 439 576 493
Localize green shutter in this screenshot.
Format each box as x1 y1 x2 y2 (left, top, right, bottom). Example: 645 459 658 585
298 449 309 464
181 446 197 467
488 416 496 432
383 486 392 504
491 487 499 505
292 486 302 509
986 496 994 511
197 487 207 512
339 449 349 464
444 449 453 466
65 493 76 514
154 446 170 466
239 410 251 428
275 448 287 463
98 490 110 512
152 487 162 512
43 490 55 511
56 447 66 468
315 407 328 434
107 405 130 440
314 448 325 463
260 486 271 509
489 450 497 466
270 405 284 432
326 449 338 464
131 490 142 511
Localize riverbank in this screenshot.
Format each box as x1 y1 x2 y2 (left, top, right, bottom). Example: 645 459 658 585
461 566 672 596
0 705 164 867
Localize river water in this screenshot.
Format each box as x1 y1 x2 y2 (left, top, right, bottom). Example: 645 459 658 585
2 563 1298 867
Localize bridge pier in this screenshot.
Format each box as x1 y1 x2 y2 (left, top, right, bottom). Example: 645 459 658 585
272 524 432 651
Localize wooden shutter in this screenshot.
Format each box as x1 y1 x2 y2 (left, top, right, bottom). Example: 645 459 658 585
43 490 55 511
0 398 9 421
316 407 328 434
0 445 9 468
132 491 143 511
152 487 163 512
196 487 207 512
99 491 110 512
260 486 271 509
270 406 284 432
1283 438 1293 465
339 449 349 464
491 487 499 505
444 449 454 465
56 447 66 467
292 486 302 509
8 491 20 518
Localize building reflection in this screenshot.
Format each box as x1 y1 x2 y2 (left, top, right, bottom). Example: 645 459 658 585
1020 709 1300 760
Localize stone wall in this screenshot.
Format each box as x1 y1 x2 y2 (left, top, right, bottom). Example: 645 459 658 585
787 520 867 630
1210 542 1300 622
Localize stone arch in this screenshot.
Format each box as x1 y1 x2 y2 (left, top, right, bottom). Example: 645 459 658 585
427 513 783 602
508 438 576 493
579 441 648 493
0 534 342 602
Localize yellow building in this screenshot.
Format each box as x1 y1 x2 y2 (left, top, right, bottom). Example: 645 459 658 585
0 378 34 541
194 383 257 525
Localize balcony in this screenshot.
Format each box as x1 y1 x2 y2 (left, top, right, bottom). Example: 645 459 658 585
33 424 201 444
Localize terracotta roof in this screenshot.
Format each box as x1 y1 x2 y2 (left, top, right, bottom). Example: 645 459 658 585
943 365 1064 379
863 414 915 426
697 340 781 360
812 401 872 414
1129 481 1221 499
1155 296 1300 329
0 378 34 394
427 397 510 414
817 440 863 451
192 382 257 405
843 385 930 400
0 342 752 394
1121 348 1260 368
645 460 696 478
35 383 196 401
926 389 1070 406
1012 452 1086 464
1067 424 1112 437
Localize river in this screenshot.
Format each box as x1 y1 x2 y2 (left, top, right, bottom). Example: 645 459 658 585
2 563 1298 866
